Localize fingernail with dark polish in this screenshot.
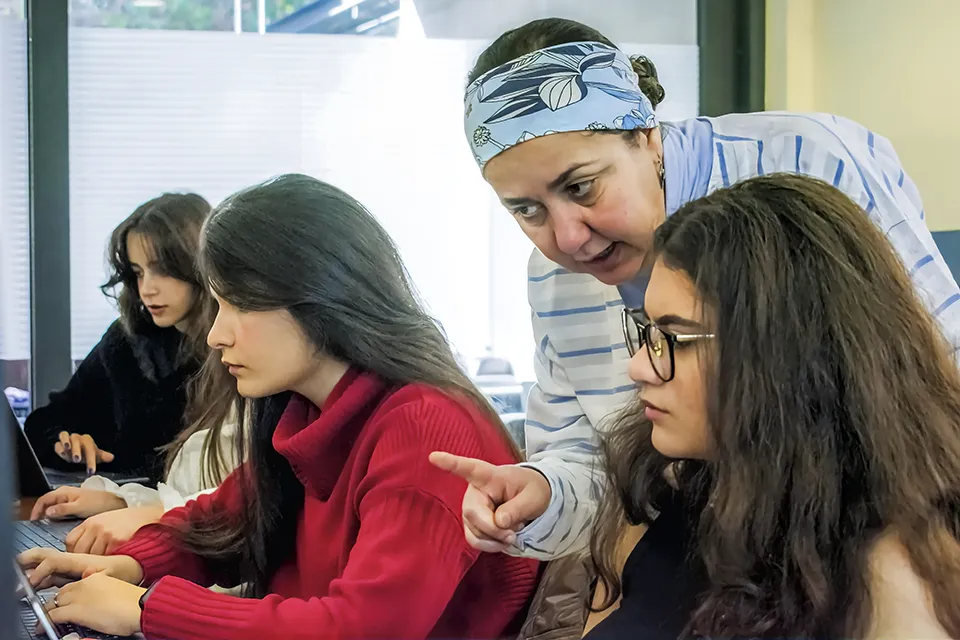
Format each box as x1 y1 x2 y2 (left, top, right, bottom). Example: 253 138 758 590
73 455 81 463
86 468 94 476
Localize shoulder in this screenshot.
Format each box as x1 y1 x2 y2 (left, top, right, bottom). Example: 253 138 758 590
93 320 165 379
95 318 168 362
864 531 951 638
707 111 889 163
708 111 865 141
707 112 904 202
359 385 515 508
370 384 508 462
69 320 134 377
95 320 133 355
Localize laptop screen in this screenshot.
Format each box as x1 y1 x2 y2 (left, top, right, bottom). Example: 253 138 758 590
2 401 18 638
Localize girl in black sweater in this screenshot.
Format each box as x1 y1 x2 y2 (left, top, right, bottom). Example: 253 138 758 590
25 193 216 485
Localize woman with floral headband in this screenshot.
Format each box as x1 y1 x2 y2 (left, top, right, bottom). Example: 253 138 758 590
430 17 960 562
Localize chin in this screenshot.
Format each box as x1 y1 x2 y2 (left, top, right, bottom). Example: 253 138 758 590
650 423 698 460
234 378 284 400
151 313 188 329
235 384 266 399
592 264 639 287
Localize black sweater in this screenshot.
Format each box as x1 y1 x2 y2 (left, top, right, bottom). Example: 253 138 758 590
24 319 198 485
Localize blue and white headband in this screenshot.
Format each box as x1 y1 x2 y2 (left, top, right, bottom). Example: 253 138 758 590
464 41 659 170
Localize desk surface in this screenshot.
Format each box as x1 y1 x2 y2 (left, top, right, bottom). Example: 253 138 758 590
15 497 38 521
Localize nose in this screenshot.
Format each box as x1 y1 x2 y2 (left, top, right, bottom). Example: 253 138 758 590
628 345 662 386
206 309 233 350
139 272 159 298
551 205 592 256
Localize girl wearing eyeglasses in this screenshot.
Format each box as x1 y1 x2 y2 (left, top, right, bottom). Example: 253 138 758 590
582 174 958 638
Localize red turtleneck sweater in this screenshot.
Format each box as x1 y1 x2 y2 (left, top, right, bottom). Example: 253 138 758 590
113 369 539 639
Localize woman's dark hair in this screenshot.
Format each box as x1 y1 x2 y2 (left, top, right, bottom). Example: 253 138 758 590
176 173 521 596
103 193 233 486
161 348 239 488
591 173 960 637
468 17 666 111
103 192 213 364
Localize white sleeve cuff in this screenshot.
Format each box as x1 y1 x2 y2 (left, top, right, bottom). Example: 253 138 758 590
81 476 160 509
500 461 566 560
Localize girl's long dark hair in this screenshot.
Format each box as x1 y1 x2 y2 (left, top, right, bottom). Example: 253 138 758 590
591 174 960 637
178 173 520 596
103 193 234 485
103 193 214 366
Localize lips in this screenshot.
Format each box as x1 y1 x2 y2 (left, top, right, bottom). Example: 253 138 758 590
641 398 667 414
586 243 616 263
222 360 243 375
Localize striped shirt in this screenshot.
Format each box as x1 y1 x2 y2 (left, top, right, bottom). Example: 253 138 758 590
512 111 960 560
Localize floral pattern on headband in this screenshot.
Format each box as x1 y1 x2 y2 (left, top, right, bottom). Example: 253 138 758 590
464 42 658 168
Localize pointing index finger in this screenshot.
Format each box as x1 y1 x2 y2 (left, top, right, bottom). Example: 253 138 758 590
428 452 497 487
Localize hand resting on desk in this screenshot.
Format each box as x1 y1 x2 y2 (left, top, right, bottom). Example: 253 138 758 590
65 505 165 555
31 486 127 521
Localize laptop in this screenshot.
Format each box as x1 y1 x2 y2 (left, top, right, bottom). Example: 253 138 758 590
15 560 132 639
6 395 151 497
6 395 150 552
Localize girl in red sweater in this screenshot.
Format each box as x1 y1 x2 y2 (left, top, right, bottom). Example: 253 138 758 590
20 174 540 640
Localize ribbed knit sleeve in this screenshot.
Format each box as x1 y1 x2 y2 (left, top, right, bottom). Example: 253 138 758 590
139 489 476 640
137 394 535 640
113 468 245 588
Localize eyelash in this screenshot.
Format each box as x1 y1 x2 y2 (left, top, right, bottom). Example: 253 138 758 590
566 179 595 199
514 204 543 219
511 179 597 220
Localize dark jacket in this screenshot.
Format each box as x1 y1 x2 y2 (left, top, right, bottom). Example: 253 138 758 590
515 552 593 640
24 319 197 484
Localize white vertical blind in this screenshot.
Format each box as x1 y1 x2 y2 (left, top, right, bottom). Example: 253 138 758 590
68 30 494 363
68 29 698 380
0 14 30 364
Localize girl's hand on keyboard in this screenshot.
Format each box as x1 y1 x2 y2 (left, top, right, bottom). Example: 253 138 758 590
17 549 144 591
43 572 145 638
30 486 128 521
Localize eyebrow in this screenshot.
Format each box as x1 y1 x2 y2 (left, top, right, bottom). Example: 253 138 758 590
502 196 538 207
654 314 705 331
500 162 597 207
547 162 594 190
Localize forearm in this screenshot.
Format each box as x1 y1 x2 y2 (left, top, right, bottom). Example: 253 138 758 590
140 491 500 640
113 520 215 588
509 455 603 560
515 371 604 560
111 477 244 587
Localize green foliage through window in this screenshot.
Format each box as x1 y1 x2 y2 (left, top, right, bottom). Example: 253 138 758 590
70 0 316 31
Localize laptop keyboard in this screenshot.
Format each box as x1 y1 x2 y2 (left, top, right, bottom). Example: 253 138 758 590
14 521 128 638
13 521 71 554
20 596 124 639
